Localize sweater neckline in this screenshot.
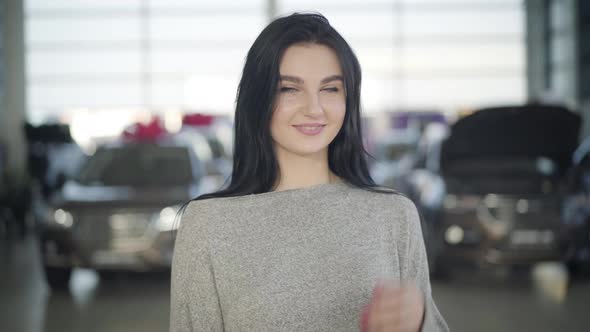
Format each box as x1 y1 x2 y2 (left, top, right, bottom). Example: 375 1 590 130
268 180 347 195
218 180 350 202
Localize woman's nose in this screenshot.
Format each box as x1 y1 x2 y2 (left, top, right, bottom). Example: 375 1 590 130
302 93 324 117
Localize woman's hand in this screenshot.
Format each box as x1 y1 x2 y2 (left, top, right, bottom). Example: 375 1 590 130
360 279 425 332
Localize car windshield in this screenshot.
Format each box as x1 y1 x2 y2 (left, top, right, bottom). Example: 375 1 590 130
76 145 195 187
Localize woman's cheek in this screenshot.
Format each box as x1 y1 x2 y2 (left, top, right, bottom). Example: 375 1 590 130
279 95 304 112
321 96 345 114
331 101 346 122
274 99 295 118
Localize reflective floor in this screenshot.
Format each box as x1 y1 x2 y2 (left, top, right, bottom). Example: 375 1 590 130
1 235 590 332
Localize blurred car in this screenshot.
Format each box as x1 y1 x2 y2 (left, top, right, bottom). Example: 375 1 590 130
36 125 206 289
561 136 590 273
370 129 420 192
404 105 580 277
176 113 233 188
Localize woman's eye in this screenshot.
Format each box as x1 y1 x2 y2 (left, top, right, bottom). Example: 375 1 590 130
322 87 339 93
280 87 297 93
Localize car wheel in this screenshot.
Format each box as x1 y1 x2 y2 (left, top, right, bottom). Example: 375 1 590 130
426 239 452 281
565 260 590 278
44 266 72 290
98 270 122 282
566 259 579 275
429 257 451 281
423 221 451 281
509 265 532 278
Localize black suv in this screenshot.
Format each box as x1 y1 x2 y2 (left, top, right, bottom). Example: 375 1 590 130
402 105 580 277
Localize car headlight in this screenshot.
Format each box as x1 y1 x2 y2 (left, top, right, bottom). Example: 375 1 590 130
445 225 464 244
52 208 74 228
155 206 181 232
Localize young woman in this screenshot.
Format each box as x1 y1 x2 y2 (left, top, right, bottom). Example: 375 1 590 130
170 13 448 332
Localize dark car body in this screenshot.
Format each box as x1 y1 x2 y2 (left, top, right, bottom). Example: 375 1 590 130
561 136 590 272
37 140 206 287
402 105 580 275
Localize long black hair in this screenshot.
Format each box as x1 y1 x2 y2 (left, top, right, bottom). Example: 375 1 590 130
193 12 392 201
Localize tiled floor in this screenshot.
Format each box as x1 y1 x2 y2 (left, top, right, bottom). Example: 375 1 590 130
2 235 590 332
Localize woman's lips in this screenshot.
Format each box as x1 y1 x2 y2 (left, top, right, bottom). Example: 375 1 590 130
293 124 326 136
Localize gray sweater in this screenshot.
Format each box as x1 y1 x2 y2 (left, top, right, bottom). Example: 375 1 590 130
170 181 449 331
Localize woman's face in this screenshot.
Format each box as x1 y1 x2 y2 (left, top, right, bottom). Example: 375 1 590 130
270 43 346 159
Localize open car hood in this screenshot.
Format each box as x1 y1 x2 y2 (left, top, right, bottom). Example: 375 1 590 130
440 104 581 175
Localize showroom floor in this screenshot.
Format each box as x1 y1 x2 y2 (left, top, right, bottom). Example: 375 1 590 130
1 234 589 332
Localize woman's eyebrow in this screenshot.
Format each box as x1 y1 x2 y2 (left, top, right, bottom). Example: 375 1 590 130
280 75 304 84
321 75 344 84
279 75 344 85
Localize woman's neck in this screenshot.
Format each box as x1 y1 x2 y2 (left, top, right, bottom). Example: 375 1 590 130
273 149 339 192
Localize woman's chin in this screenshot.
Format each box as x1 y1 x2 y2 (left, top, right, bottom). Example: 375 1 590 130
290 145 330 157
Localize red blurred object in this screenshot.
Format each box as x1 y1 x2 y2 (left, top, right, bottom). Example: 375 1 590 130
122 117 168 142
182 113 215 127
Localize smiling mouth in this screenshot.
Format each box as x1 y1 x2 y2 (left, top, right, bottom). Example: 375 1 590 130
293 124 326 136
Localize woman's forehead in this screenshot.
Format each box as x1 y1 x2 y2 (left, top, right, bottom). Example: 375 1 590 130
279 43 343 79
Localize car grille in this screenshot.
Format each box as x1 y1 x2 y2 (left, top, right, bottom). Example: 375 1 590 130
480 195 561 250
72 210 155 251
479 195 559 223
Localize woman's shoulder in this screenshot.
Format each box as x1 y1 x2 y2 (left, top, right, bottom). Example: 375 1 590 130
346 186 421 230
181 197 227 222
344 184 416 210
179 194 260 228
